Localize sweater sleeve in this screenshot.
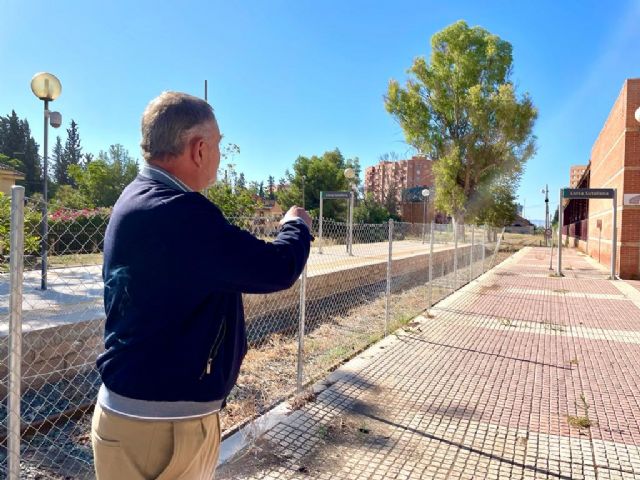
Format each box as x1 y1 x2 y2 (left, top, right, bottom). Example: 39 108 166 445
177 195 312 294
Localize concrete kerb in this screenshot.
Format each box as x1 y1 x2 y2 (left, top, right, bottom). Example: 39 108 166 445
218 245 517 466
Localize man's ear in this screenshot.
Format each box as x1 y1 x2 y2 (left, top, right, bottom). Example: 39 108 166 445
189 135 205 168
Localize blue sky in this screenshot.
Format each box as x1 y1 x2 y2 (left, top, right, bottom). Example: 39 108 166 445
1 0 639 221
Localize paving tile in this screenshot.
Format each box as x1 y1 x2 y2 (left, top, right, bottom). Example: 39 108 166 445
217 247 640 479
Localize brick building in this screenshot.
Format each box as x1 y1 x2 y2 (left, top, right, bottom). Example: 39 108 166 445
569 165 588 188
562 78 640 279
364 155 434 205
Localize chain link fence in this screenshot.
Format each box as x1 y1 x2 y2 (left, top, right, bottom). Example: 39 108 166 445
1 187 507 479
1 190 107 479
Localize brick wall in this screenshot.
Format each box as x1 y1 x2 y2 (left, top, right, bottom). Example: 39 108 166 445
581 78 640 279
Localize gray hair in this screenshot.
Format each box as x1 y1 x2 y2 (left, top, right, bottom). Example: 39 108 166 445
140 91 216 162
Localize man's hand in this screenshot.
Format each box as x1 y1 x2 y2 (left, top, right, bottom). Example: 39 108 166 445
280 206 312 230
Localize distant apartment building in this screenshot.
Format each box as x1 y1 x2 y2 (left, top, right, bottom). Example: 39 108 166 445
364 155 434 204
569 165 588 188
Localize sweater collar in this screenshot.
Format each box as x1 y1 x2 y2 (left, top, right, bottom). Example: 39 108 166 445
140 164 192 193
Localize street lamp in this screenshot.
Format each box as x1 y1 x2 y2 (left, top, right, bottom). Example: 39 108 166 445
344 168 356 255
421 188 430 243
301 175 306 210
31 72 62 291
541 184 549 247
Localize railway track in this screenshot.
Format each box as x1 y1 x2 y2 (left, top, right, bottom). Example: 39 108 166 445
0 402 94 445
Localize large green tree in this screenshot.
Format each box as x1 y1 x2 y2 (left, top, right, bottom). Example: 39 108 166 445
0 111 41 195
385 20 537 222
354 193 398 223
0 153 23 172
62 120 83 186
204 183 259 219
473 180 518 227
69 144 138 207
267 175 276 200
277 149 360 220
52 136 68 185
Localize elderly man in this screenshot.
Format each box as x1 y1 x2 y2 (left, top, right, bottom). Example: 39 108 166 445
91 91 312 479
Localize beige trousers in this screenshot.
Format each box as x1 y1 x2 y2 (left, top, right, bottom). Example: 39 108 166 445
91 403 221 480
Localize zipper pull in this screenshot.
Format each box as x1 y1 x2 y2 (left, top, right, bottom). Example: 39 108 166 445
206 358 212 375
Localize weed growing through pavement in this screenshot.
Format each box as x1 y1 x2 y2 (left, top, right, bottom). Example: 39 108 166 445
567 394 595 431
316 424 328 439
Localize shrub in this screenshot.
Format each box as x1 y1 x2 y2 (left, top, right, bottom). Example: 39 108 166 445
48 208 111 255
0 192 42 260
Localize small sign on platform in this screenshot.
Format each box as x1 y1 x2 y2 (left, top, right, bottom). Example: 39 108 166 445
562 188 614 199
323 191 351 199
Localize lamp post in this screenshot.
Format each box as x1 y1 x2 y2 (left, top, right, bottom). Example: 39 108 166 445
344 168 355 255
541 184 549 247
31 72 62 291
421 188 430 243
301 175 306 210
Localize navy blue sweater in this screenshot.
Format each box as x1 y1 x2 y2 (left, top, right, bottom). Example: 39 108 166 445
97 175 311 405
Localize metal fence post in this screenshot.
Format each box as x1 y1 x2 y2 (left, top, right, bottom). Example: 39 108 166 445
481 226 486 274
489 227 506 270
549 227 555 271
428 221 434 308
318 192 324 254
296 265 307 393
558 193 563 276
470 225 475 282
453 219 458 289
8 186 25 480
348 191 354 256
384 219 393 336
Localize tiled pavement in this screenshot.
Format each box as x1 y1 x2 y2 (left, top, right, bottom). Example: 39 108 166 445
217 247 640 479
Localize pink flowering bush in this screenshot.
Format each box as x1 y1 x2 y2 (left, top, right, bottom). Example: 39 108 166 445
48 207 111 255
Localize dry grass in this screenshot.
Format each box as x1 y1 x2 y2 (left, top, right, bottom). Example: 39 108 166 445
49 253 103 268
501 233 556 251
290 390 317 410
220 334 298 430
